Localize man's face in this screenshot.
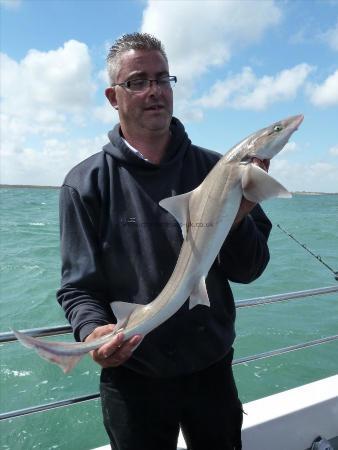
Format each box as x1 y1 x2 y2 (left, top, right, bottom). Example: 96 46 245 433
106 49 173 137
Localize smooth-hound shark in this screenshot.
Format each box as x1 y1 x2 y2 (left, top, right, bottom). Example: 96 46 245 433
13 114 304 373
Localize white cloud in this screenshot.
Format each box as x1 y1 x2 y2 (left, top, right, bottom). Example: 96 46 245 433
0 40 102 184
93 102 119 124
98 68 110 85
141 0 283 121
141 0 282 82
307 69 338 107
329 144 338 156
174 99 204 123
0 40 96 139
322 20 338 51
196 67 255 108
0 0 21 10
283 141 299 154
1 134 108 186
289 28 308 45
196 64 313 110
270 159 338 193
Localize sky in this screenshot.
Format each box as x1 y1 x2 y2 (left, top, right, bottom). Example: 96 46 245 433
0 0 338 192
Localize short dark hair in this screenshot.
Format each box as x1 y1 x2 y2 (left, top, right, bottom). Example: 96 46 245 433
107 32 168 84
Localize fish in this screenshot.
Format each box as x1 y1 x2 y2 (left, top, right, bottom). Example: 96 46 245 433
13 114 304 373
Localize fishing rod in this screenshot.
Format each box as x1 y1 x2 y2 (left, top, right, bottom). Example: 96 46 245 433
276 224 338 281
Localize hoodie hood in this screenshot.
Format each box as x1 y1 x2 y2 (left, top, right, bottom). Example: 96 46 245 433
102 117 191 170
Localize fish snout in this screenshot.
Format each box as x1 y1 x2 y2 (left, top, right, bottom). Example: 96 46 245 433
291 114 304 131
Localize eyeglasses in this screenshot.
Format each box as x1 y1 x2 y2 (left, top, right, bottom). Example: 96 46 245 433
112 75 177 92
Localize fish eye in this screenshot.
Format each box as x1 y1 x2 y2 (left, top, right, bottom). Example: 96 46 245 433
273 125 283 132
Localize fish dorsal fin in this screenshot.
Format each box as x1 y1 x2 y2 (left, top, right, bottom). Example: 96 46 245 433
159 191 193 239
189 276 210 309
242 164 291 203
110 301 144 329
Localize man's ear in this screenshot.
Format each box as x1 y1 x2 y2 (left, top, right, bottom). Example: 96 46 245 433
105 87 119 110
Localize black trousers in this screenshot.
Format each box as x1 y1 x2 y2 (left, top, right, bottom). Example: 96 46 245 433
100 349 243 450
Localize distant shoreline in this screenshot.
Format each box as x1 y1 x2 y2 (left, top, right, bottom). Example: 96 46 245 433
0 184 337 195
292 191 338 196
0 184 60 189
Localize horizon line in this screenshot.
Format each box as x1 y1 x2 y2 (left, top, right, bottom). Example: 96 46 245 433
1 184 337 195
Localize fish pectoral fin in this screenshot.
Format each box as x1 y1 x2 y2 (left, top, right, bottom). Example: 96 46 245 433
189 276 210 309
159 191 193 239
241 164 291 203
110 301 144 329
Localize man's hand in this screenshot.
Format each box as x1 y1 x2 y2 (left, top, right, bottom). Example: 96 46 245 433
232 158 270 228
85 324 142 368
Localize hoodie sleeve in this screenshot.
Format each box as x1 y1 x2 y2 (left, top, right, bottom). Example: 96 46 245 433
56 185 114 342
218 204 272 283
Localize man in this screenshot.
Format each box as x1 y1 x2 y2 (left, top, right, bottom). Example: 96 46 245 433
57 33 272 450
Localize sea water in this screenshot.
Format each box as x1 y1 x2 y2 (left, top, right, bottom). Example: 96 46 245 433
0 187 337 450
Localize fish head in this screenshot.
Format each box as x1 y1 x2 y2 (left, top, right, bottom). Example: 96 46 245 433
226 114 304 165
242 114 304 163
219 115 303 202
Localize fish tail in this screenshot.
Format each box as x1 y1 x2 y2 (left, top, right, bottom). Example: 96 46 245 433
36 348 83 373
12 329 83 373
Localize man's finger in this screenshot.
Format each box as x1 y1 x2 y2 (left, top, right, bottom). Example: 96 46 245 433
103 334 142 359
96 332 125 360
100 335 143 367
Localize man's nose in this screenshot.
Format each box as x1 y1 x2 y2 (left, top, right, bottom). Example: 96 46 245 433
148 80 161 93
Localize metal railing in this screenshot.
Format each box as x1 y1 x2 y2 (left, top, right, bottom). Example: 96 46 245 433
235 285 338 308
1 285 338 421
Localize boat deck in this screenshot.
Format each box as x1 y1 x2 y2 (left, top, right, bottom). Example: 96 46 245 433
93 375 338 450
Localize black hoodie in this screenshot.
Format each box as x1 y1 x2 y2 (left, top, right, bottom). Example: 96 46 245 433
57 118 271 377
